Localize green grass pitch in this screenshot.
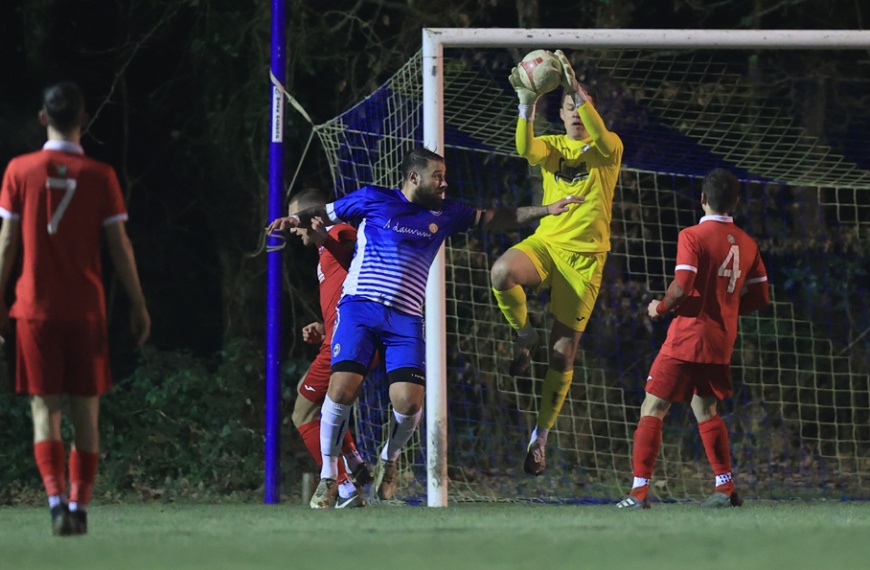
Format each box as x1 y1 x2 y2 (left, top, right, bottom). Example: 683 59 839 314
1 502 869 569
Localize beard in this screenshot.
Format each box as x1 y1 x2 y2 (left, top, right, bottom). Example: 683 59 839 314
416 189 444 211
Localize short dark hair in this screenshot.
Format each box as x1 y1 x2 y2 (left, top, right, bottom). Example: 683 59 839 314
42 82 85 133
401 147 444 182
287 187 325 214
702 168 740 214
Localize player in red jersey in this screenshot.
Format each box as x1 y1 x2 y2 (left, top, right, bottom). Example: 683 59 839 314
285 189 373 508
617 168 769 509
0 82 150 535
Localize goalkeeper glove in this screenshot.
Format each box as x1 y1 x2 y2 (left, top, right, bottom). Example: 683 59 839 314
554 50 591 106
509 66 539 120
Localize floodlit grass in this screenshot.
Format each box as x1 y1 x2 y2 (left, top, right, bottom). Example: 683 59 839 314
1 501 869 569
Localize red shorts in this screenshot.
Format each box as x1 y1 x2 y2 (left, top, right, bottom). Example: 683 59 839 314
16 319 112 397
297 342 331 403
297 342 381 403
645 352 732 402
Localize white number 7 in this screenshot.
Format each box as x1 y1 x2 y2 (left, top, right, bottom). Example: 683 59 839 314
45 176 77 234
718 245 741 293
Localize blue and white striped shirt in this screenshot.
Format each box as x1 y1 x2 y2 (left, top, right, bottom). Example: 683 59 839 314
326 185 478 316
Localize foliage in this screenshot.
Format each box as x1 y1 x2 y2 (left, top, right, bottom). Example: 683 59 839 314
0 339 311 504
2 0 868 358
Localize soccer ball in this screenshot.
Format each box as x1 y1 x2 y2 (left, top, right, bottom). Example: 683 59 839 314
517 50 563 95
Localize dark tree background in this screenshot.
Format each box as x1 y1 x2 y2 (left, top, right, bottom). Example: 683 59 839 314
0 0 866 361
0 0 868 502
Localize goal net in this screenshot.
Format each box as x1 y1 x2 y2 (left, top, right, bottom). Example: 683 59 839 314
313 32 870 503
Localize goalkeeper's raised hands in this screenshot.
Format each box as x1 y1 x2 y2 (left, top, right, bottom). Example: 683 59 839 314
508 66 540 107
554 50 592 105
553 50 577 92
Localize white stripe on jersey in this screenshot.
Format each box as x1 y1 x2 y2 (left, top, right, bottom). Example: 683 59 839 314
341 218 431 315
675 264 698 273
745 276 768 284
102 213 129 226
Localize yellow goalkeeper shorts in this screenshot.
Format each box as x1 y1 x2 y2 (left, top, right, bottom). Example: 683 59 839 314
511 235 606 332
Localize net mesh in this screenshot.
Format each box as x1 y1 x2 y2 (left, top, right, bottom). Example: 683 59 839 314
313 46 870 502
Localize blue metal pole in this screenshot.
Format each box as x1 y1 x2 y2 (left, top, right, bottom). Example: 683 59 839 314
265 0 286 504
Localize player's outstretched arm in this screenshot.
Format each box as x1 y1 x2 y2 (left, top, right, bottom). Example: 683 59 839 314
105 221 151 346
479 195 584 231
554 50 621 157
509 65 550 163
267 204 332 235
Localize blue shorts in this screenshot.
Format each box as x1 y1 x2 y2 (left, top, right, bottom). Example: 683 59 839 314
331 298 425 382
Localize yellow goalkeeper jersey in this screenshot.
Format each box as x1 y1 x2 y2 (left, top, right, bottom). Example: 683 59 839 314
516 104 623 252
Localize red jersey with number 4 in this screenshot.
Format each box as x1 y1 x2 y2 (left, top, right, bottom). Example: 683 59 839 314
660 215 767 364
0 144 128 321
319 224 356 339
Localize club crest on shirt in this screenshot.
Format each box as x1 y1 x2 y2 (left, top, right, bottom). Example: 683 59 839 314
429 223 438 233
727 234 736 244
554 157 590 184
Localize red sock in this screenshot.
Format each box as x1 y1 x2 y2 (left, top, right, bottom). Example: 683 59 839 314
630 416 663 500
298 420 349 484
69 450 99 505
699 415 735 495
34 440 66 497
340 430 357 457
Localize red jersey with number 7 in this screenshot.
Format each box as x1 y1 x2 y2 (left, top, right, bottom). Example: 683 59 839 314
0 143 128 321
659 215 768 364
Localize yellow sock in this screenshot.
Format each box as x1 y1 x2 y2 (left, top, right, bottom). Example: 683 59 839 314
492 285 528 331
538 368 573 430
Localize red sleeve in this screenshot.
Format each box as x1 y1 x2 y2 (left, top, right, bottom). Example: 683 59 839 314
674 229 700 278
657 230 699 315
0 159 21 215
101 165 128 222
322 225 356 270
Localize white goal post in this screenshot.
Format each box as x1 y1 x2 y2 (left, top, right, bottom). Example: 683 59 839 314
421 27 870 507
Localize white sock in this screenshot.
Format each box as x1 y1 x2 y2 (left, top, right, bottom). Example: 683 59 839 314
632 476 651 489
381 408 423 462
338 480 357 499
48 495 64 509
68 501 86 512
715 472 733 487
320 395 352 480
530 427 549 446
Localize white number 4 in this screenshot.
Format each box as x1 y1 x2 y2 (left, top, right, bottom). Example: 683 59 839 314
45 177 77 234
718 245 741 293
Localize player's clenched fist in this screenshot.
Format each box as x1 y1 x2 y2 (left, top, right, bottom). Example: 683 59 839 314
647 299 662 319
301 321 325 345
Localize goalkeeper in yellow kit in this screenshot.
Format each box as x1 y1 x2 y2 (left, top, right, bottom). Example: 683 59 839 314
491 50 623 476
